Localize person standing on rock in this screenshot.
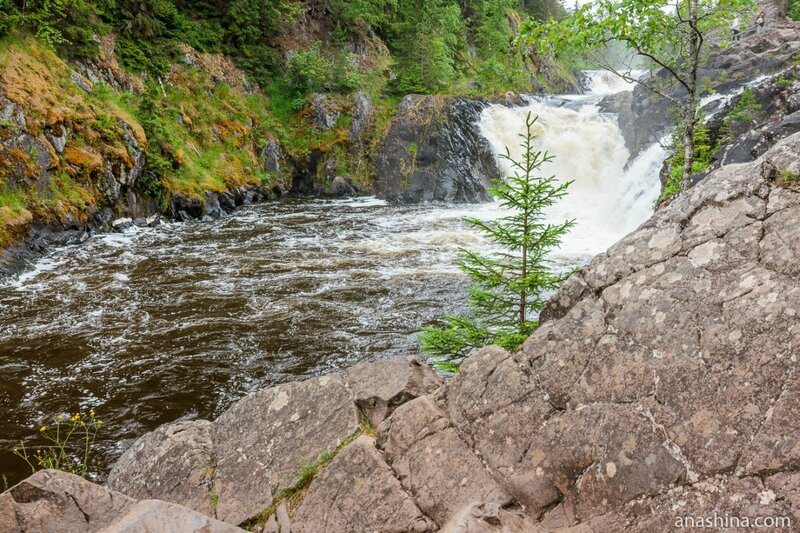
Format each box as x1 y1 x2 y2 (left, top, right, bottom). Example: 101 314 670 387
731 16 742 41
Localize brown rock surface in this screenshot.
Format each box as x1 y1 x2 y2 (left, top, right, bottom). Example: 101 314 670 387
104 134 800 530
0 470 243 533
293 436 433 533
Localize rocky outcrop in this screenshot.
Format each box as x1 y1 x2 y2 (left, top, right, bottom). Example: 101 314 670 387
106 356 441 527
0 470 242 532
605 10 800 161
374 95 500 203
92 133 800 532
293 436 434 533
708 63 800 169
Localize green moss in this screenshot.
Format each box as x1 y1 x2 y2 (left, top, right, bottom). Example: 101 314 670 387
249 415 379 529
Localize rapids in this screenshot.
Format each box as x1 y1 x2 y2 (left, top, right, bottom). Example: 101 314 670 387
0 71 667 485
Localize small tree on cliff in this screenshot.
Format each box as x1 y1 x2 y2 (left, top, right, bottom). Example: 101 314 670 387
419 113 574 371
519 0 753 192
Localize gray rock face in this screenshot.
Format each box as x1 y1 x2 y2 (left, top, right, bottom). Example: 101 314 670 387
293 436 434 533
709 64 800 170
321 176 357 198
106 420 215 516
377 396 514 527
0 470 242 533
107 356 436 526
212 374 360 525
374 95 499 203
346 355 442 424
262 139 283 175
309 94 340 130
349 92 373 143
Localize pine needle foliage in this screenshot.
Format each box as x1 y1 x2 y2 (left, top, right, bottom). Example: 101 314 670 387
420 112 574 371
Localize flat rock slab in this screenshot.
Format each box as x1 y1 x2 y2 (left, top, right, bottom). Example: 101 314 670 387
212 374 360 525
0 470 243 533
293 435 434 533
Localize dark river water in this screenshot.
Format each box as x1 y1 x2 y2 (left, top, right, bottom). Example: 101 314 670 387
0 198 508 485
0 80 667 486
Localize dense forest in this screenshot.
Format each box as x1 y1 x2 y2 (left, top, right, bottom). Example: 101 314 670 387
0 0 566 95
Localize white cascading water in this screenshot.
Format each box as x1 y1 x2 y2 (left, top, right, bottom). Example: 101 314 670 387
477 71 667 262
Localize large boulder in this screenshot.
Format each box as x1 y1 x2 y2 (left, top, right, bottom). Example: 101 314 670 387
374 95 499 203
0 470 242 533
211 374 360 525
107 356 439 526
106 420 215 516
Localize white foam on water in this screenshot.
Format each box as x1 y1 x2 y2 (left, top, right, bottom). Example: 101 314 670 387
478 96 665 262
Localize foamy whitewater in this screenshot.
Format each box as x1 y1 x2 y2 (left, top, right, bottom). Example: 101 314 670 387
477 71 667 262
0 70 670 483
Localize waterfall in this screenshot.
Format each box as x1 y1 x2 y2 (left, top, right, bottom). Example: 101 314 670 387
477 71 666 262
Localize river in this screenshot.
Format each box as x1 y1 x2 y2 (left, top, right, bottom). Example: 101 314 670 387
0 72 667 486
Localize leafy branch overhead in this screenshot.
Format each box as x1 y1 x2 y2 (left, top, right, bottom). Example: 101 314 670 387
519 0 755 191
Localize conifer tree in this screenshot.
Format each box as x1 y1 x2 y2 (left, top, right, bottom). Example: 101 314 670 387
420 113 574 371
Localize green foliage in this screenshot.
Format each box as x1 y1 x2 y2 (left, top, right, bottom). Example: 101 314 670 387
0 184 28 211
389 0 466 93
661 121 715 203
420 113 574 369
12 411 102 477
286 42 334 94
330 0 396 32
9 0 100 57
788 0 800 21
726 86 763 127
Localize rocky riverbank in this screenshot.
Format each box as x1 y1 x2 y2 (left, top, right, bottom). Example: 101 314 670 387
4 130 800 531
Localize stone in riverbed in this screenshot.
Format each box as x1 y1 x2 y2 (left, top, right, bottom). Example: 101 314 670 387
293 435 434 533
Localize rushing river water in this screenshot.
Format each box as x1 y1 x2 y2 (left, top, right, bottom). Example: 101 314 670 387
0 72 668 486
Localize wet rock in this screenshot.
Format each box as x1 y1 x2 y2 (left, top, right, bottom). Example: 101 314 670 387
374 95 498 203
309 94 339 130
146 214 162 227
0 470 242 533
321 176 356 198
204 191 224 219
346 355 442 425
170 192 204 220
107 420 215 516
294 436 434 533
111 218 133 232
218 191 237 213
